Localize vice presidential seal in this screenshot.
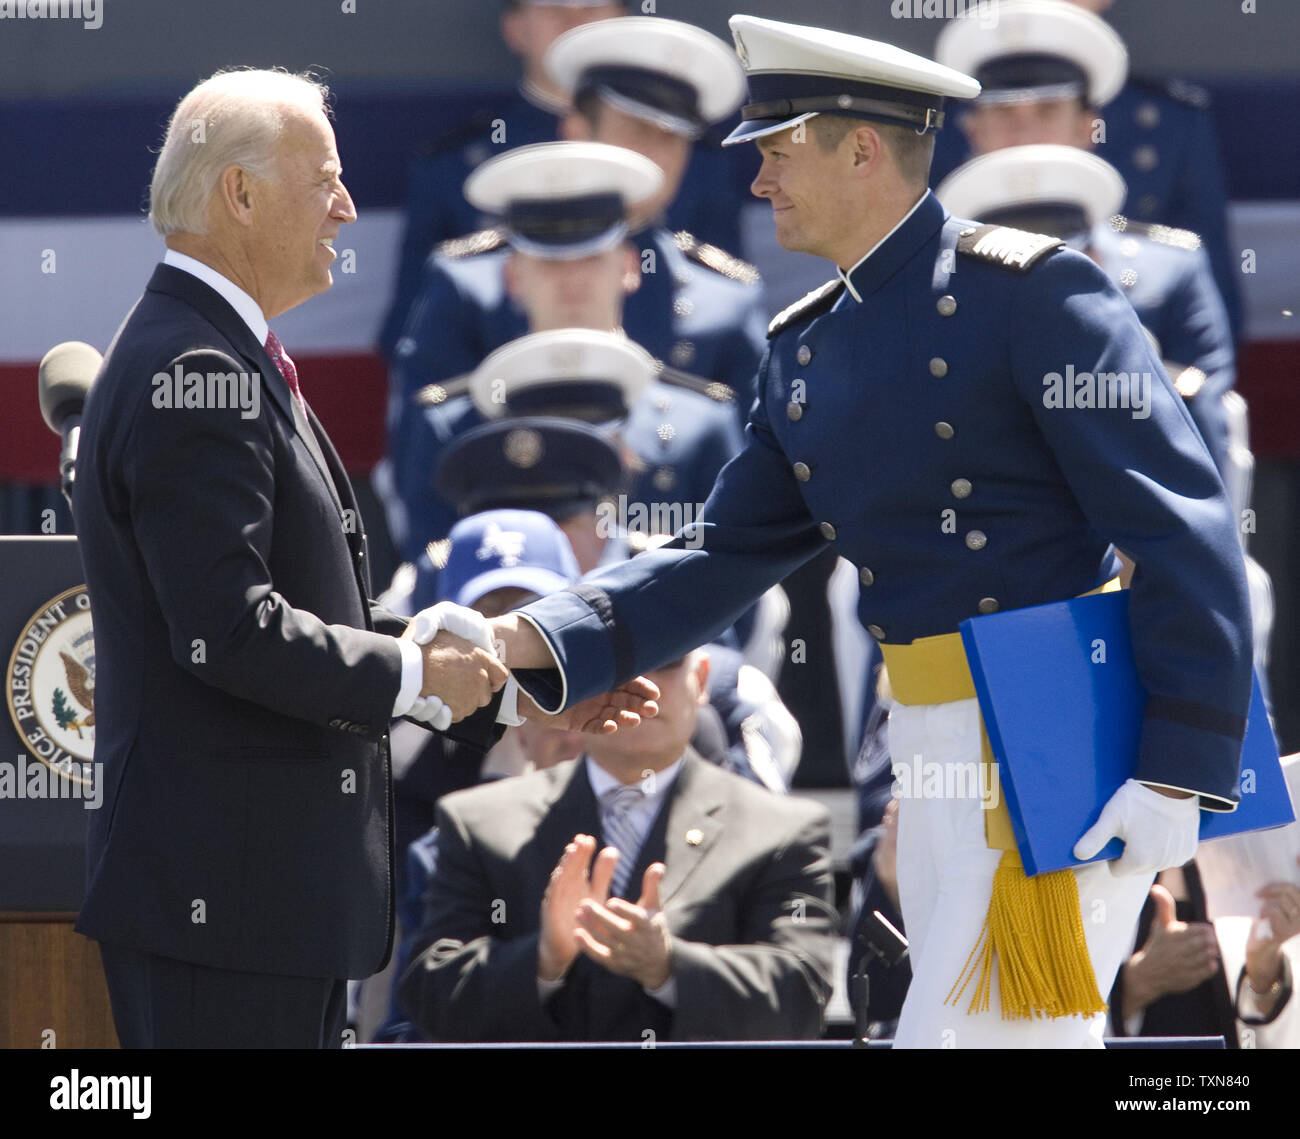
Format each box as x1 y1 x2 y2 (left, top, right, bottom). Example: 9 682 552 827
6 586 96 786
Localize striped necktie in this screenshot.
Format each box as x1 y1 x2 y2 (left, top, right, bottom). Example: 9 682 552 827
264 329 306 413
600 783 648 899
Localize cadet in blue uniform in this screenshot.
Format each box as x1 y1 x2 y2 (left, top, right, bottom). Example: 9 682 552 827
378 0 625 356
936 144 1235 479
491 16 1253 1049
932 0 1241 337
380 141 753 562
378 2 756 356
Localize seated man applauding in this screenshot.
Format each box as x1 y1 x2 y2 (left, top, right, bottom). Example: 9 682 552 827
399 646 837 1041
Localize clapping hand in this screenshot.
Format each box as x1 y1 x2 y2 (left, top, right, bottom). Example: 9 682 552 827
575 862 673 989
538 835 618 983
1245 854 1300 999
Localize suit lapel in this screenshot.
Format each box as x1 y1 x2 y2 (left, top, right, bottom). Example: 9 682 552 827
532 761 603 888
636 751 725 908
144 264 346 517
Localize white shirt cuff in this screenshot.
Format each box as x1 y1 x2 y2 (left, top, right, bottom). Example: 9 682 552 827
496 676 526 726
644 976 677 1008
392 637 424 717
537 974 565 1002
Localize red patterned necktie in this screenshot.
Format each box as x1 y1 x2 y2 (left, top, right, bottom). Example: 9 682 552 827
264 329 306 413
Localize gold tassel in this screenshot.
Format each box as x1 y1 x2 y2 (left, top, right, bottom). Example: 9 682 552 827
946 848 1107 1020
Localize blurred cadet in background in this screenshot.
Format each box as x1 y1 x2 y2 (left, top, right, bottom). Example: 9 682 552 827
378 141 752 564
379 4 757 355
932 0 1241 338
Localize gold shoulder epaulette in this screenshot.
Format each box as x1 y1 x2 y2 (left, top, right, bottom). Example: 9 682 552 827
956 225 1065 272
434 227 506 260
424 538 452 570
766 278 845 339
416 374 472 406
1107 215 1202 252
656 364 736 404
674 230 761 284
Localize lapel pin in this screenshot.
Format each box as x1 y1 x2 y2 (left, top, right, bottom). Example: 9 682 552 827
685 828 704 846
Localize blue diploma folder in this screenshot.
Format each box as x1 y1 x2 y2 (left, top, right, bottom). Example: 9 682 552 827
958 591 1292 876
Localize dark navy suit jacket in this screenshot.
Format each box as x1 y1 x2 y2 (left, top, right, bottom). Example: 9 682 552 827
72 264 496 979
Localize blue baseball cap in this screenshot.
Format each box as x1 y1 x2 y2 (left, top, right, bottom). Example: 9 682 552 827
437 509 581 607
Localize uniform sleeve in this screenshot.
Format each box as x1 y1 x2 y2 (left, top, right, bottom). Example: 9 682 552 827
387 260 482 556
378 152 461 357
123 349 403 735
1159 248 1236 480
514 349 828 712
1011 253 1251 808
1166 107 1242 340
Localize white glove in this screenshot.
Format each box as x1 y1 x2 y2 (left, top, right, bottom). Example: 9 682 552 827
407 601 497 653
1073 778 1201 877
403 603 501 732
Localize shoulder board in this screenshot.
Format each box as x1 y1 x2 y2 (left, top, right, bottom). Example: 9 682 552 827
1106 215 1202 252
416 375 472 406
956 225 1064 272
414 109 498 159
673 231 760 284
1132 74 1211 110
424 538 453 571
766 278 845 339
434 227 506 261
655 365 736 404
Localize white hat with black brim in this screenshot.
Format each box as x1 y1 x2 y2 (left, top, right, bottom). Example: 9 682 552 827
935 0 1127 109
936 144 1127 242
464 141 663 260
468 329 657 423
721 14 981 147
545 16 746 138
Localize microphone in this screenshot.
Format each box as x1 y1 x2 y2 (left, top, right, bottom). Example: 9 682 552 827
38 340 102 507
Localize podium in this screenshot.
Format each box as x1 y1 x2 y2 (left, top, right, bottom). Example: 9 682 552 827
0 536 117 1048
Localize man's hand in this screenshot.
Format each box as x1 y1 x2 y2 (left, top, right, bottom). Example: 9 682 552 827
415 630 507 721
1121 883 1220 1021
872 797 900 910
1245 855 1300 998
1073 778 1200 876
574 862 673 990
538 834 617 983
517 678 660 735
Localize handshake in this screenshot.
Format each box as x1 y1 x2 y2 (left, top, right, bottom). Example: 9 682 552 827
400 602 659 735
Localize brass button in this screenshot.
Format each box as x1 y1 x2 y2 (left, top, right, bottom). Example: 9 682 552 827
786 402 804 422
793 461 811 482
929 357 948 378
819 522 837 541
965 530 987 551
867 624 886 641
797 344 812 366
950 478 971 499
859 567 874 586
935 421 954 440
978 597 999 614
1133 144 1159 172
936 295 957 317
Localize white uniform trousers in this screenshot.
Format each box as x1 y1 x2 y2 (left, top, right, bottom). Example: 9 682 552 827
889 696 1154 1048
